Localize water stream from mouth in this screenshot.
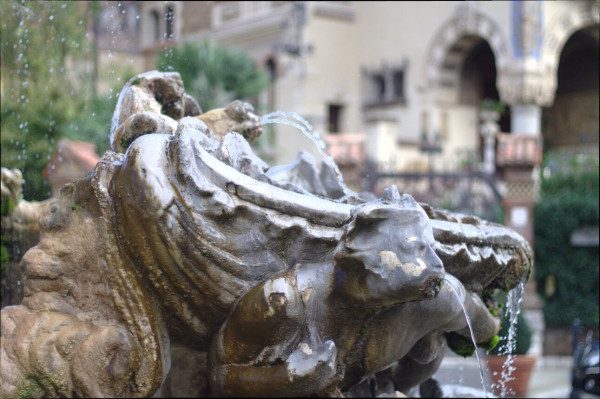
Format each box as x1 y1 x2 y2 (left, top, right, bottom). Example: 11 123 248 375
496 280 525 397
444 277 489 398
260 111 352 196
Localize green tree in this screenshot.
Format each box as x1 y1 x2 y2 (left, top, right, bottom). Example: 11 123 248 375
1 1 127 200
157 41 269 112
1 1 91 200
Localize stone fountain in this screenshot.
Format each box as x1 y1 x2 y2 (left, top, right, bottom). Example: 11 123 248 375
0 71 531 398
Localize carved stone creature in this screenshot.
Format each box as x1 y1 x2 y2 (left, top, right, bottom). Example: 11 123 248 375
110 71 261 153
0 72 532 398
209 190 498 397
1 168 48 307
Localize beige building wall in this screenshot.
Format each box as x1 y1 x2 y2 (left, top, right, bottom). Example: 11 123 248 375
271 5 362 165
128 0 598 169
350 1 512 170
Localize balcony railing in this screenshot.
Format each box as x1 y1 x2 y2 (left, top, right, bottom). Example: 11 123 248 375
324 133 366 166
211 1 291 28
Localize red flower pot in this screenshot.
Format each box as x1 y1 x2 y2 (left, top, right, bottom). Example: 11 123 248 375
486 354 537 397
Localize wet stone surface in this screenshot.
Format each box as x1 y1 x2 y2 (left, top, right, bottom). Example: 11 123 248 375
0 71 533 398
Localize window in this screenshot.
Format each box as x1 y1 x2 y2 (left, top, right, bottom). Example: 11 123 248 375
151 10 160 43
363 63 407 107
421 111 429 139
372 74 385 103
440 111 448 140
165 5 174 40
221 2 241 22
392 70 404 102
328 104 344 134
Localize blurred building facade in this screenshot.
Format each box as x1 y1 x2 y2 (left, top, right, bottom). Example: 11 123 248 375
120 1 599 172
94 2 598 355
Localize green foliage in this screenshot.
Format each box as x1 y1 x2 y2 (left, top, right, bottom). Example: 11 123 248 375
1 1 90 200
484 334 500 352
61 72 134 156
480 98 507 116
1 2 130 200
477 202 504 225
157 41 269 111
534 154 599 327
446 331 477 357
0 244 8 281
14 376 45 399
445 331 500 358
1 196 16 217
489 311 532 355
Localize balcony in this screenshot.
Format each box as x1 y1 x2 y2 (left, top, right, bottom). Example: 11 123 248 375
324 133 366 167
211 1 292 30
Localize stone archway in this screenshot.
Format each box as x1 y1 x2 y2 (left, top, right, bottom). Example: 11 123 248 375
419 5 510 176
543 24 599 150
422 4 510 103
542 0 600 101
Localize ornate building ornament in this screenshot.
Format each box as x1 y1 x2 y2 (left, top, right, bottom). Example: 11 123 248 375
520 0 600 107
422 5 510 99
497 65 556 107
512 0 544 59
543 0 599 74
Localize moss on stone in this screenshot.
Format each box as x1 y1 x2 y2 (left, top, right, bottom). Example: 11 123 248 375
445 331 475 357
120 136 130 151
14 377 45 399
482 334 500 352
1 196 16 216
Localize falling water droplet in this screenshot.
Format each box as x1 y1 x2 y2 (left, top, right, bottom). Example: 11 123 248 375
497 280 525 398
445 277 489 397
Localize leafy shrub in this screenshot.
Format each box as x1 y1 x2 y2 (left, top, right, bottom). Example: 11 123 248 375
534 153 599 327
489 311 532 355
157 41 269 112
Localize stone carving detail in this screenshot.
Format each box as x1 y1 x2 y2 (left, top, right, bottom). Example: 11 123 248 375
501 0 600 107
0 72 532 397
514 1 543 59
497 66 557 106
1 168 48 307
423 7 510 91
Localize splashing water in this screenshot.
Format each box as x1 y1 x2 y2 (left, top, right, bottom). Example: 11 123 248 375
495 280 526 397
444 277 489 398
109 78 133 146
260 111 353 197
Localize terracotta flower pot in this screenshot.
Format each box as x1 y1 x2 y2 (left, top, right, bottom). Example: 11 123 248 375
486 354 537 397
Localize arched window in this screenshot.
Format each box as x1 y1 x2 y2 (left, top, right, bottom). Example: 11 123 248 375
151 10 160 43
165 5 175 40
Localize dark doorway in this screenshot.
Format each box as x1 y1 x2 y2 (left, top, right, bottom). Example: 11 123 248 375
459 38 510 133
543 25 599 149
328 104 344 134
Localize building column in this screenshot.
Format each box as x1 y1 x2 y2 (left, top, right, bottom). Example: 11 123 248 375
494 1 557 357
511 103 541 135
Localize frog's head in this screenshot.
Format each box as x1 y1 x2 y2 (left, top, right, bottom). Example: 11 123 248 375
334 186 445 308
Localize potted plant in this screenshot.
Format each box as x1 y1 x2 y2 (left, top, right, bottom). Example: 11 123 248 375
486 311 536 398
479 98 506 122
